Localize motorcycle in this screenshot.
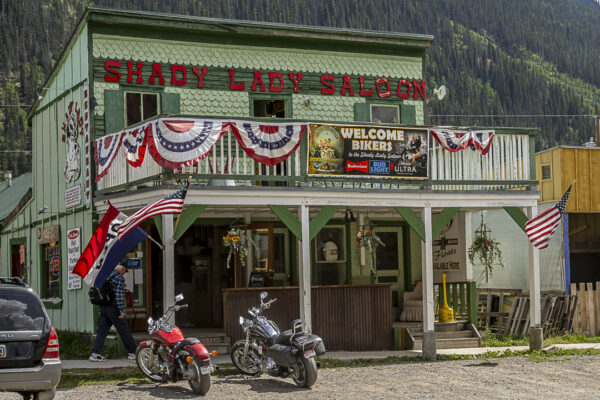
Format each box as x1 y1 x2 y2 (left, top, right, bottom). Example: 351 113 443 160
135 294 215 395
230 292 326 388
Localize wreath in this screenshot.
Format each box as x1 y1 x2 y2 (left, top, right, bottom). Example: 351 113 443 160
356 218 385 279
223 226 251 269
468 217 504 282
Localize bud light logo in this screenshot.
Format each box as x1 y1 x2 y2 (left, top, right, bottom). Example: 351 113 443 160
369 160 391 174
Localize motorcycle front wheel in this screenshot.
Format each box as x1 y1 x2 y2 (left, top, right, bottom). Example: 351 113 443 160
230 341 261 376
188 358 211 395
135 347 163 382
291 356 318 388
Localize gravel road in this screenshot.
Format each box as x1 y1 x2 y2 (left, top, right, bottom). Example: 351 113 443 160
5 355 600 399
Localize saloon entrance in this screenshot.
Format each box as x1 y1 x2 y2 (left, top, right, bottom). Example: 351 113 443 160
148 221 293 329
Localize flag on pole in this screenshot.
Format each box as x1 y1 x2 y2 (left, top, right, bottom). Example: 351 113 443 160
72 203 120 280
525 185 572 249
73 203 149 287
118 182 189 239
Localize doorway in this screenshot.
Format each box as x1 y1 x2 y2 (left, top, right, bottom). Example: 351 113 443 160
375 227 405 321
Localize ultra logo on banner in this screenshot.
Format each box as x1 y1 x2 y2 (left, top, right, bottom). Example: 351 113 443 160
307 123 428 178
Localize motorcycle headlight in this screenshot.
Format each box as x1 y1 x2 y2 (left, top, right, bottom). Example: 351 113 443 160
239 316 245 325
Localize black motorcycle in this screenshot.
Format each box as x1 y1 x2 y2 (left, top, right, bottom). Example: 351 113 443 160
230 292 325 388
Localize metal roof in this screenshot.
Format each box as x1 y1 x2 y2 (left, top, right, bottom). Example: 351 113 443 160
0 172 32 226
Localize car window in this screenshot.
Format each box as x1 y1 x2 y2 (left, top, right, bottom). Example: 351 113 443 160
0 291 45 331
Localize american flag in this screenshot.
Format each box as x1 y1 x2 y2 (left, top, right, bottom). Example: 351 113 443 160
117 182 189 239
525 185 572 249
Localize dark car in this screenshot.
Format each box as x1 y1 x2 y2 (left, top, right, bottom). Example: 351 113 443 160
0 277 61 400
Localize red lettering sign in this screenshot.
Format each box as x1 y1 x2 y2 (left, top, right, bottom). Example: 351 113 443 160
228 69 245 91
346 160 369 173
251 71 266 92
127 61 143 84
192 66 207 88
340 76 354 96
149 63 165 85
104 60 121 82
321 74 335 95
359 77 373 97
288 72 303 93
171 64 187 86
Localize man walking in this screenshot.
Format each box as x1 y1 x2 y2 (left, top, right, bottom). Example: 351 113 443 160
89 264 137 361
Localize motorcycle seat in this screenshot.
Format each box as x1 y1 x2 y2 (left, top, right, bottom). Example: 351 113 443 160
274 329 293 345
173 337 201 353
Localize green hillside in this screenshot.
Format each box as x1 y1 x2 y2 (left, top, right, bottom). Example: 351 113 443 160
1 0 599 176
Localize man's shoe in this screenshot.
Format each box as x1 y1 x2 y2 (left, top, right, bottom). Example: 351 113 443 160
89 353 106 362
128 353 136 360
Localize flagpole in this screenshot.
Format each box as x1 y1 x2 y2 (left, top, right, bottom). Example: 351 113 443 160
171 175 192 242
147 235 164 250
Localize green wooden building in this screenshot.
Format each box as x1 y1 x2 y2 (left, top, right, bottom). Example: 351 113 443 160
1 8 543 357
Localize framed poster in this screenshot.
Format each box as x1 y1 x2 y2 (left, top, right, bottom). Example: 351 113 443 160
307 123 428 179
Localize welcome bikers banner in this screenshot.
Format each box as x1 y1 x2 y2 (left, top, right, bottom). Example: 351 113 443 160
307 123 429 179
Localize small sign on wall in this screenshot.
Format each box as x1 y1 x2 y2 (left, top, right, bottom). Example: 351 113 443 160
37 225 60 245
67 228 82 290
433 212 472 283
64 185 82 208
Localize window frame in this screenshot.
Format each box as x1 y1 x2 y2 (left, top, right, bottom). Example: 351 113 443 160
123 89 161 128
369 103 400 124
40 241 63 308
249 93 293 119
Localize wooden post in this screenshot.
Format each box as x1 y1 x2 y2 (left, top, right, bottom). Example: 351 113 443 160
421 205 436 360
528 206 541 327
586 282 595 336
299 203 312 333
162 214 175 323
467 281 478 325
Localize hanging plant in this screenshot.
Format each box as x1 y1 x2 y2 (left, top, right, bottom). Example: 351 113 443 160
356 218 385 278
468 214 504 282
223 226 251 269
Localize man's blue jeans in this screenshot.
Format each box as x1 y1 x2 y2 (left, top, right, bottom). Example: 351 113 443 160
92 304 137 354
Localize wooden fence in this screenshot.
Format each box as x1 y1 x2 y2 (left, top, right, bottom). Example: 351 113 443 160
571 282 600 336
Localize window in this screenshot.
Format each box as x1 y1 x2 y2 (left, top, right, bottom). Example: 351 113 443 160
314 226 346 285
10 241 25 278
42 242 60 298
541 165 551 181
0 291 45 331
371 105 399 123
126 92 159 126
253 99 287 118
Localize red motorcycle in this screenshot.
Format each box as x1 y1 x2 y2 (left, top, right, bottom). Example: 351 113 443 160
135 294 215 395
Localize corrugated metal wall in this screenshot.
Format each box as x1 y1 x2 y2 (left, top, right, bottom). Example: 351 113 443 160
223 284 393 351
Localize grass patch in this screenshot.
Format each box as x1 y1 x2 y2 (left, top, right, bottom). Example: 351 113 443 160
481 332 600 348
58 367 148 388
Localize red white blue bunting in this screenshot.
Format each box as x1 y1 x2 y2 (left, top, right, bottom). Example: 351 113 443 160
94 118 308 180
94 130 124 181
429 129 495 155
147 119 229 169
123 123 151 167
229 121 307 166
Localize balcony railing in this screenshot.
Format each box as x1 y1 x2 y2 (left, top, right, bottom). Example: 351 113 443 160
96 121 536 194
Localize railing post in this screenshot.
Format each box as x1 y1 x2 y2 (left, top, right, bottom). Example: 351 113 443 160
467 281 478 325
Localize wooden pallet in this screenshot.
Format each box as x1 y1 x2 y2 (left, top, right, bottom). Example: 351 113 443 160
502 295 578 337
477 289 522 333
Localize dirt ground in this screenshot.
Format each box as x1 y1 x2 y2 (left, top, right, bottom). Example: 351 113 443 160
5 355 600 399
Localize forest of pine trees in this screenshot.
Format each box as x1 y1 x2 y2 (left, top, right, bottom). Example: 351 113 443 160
0 0 599 176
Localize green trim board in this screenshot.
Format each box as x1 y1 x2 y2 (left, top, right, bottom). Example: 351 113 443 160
153 216 163 243
394 207 425 242
309 206 341 241
503 207 528 233
268 205 341 241
431 207 460 239
268 206 301 240
173 205 208 242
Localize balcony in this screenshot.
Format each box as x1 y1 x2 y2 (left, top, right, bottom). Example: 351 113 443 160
95 116 536 195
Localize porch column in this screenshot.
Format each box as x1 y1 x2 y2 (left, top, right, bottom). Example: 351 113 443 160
527 206 543 350
162 214 175 323
421 205 436 360
299 203 312 333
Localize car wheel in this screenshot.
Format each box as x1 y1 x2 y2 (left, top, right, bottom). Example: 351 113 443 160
33 387 56 400
20 393 32 400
